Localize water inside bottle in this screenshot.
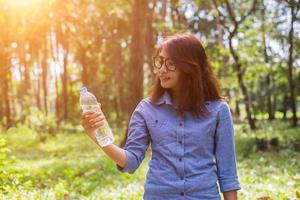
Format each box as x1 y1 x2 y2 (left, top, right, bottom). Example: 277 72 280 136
81 104 100 112
79 87 114 147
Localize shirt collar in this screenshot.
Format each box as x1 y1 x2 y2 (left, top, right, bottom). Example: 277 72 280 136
155 91 173 106
154 91 212 107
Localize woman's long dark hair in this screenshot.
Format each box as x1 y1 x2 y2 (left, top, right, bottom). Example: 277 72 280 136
150 33 224 118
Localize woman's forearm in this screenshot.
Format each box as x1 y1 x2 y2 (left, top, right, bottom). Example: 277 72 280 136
100 143 127 168
223 190 237 200
81 111 127 167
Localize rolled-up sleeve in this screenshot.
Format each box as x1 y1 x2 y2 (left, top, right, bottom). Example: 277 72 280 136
117 101 150 174
215 102 241 192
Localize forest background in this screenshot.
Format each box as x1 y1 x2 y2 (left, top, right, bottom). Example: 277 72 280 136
0 0 299 199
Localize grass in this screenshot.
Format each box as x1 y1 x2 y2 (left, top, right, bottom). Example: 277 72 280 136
0 120 300 200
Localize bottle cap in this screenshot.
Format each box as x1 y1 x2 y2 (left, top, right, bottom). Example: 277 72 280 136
79 86 88 94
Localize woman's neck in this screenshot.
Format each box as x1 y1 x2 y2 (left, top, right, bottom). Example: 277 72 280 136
170 89 185 118
170 89 180 106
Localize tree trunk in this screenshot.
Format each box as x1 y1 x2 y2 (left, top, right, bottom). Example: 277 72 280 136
215 10 231 112
282 95 288 121
61 27 69 120
18 38 29 123
36 67 41 110
228 33 256 129
108 30 123 122
266 74 275 120
79 44 89 87
261 0 275 120
121 0 148 146
20 42 30 97
0 98 3 122
211 0 257 129
235 100 240 117
127 0 147 116
53 27 62 122
55 66 60 122
0 50 12 128
145 1 157 85
3 76 11 128
286 3 298 126
161 0 167 21
42 36 48 114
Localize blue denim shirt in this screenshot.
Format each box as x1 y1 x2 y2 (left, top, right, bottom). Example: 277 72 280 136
117 92 241 199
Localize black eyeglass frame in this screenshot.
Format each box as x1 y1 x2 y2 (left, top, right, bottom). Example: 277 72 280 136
152 56 177 73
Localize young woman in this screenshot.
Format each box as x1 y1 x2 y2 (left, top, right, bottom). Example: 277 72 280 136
81 33 241 200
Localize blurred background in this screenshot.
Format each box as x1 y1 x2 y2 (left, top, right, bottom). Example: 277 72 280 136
0 0 299 199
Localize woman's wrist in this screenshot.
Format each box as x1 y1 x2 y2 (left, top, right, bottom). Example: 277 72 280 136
223 190 238 200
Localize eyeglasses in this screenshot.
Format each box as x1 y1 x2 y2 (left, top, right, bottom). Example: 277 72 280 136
153 56 176 74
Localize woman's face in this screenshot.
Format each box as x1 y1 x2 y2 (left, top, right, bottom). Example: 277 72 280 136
157 48 181 92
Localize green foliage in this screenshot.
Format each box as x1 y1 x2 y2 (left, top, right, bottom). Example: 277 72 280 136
0 120 299 199
235 120 300 156
0 138 23 194
0 124 146 199
25 108 57 138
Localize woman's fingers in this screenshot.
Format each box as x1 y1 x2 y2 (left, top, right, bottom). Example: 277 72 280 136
82 121 97 134
89 111 103 119
81 117 91 128
81 107 105 141
91 119 105 128
81 121 91 131
81 111 106 133
82 111 103 121
82 110 94 118
86 112 104 122
82 110 102 118
89 115 105 124
82 111 102 120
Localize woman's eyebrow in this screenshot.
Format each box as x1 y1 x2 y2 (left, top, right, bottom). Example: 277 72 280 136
158 55 170 59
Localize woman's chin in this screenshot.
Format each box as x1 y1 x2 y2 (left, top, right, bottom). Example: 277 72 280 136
160 83 171 89
160 79 177 89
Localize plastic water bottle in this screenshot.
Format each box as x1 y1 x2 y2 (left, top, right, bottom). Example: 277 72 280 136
79 87 114 147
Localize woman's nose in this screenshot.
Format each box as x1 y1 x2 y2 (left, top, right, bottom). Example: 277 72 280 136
159 63 168 73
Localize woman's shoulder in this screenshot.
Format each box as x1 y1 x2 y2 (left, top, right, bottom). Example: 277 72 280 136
134 97 161 120
135 97 155 110
206 99 229 113
141 95 163 104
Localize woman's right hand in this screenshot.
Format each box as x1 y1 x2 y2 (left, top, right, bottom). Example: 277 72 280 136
81 110 127 167
81 110 105 141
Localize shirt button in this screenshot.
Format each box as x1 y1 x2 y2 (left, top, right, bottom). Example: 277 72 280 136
179 123 183 126
179 158 182 162
178 140 182 144
180 192 185 196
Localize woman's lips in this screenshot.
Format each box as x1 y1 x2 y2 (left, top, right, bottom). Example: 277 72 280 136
160 77 171 82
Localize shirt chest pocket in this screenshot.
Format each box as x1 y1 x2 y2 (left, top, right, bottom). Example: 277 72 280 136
146 118 176 146
189 119 215 147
